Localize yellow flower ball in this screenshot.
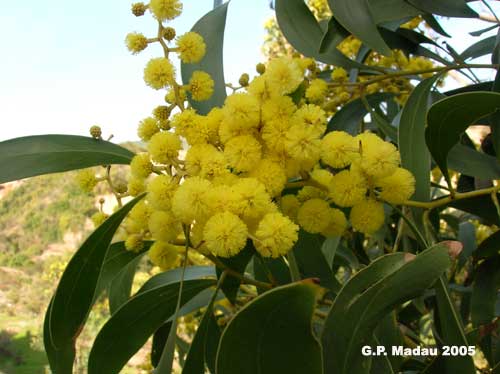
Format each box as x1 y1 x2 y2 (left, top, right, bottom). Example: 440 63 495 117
331 67 348 82
224 135 262 172
127 176 146 196
350 198 385 234
320 131 359 168
248 158 287 197
137 117 160 141
297 198 331 234
185 143 218 176
205 185 240 215
125 32 148 54
280 194 300 222
222 93 260 131
356 132 400 179
149 241 179 270
176 32 206 63
306 78 328 103
297 186 327 202
375 167 415 204
91 212 108 228
265 57 303 95
144 57 175 89
203 212 248 257
254 213 299 258
310 168 334 189
261 96 296 125
147 175 178 211
261 119 290 153
204 107 224 144
329 169 367 207
148 210 181 242
149 0 182 20
130 153 152 179
321 208 347 237
76 169 97 192
125 234 144 252
247 75 278 103
148 131 182 164
127 200 152 233
189 71 214 101
285 125 321 167
232 178 274 221
172 177 212 223
292 104 327 137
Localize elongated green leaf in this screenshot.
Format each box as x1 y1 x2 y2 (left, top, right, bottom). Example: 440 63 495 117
457 222 476 270
491 69 500 159
45 194 145 373
275 0 371 70
216 241 255 303
293 230 341 293
319 17 350 53
407 0 477 18
425 91 500 187
327 0 391 55
216 282 324 374
459 35 497 61
139 266 215 294
327 93 393 135
108 254 144 314
399 75 440 203
253 255 291 291
423 13 451 38
88 279 215 374
0 135 134 183
368 0 420 23
323 244 452 374
321 237 340 268
151 322 172 368
471 257 500 326
448 144 500 180
445 81 494 96
449 193 500 226
470 24 499 37
181 3 229 115
434 276 475 373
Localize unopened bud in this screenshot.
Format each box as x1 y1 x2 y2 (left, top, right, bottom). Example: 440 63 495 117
163 27 176 41
131 2 147 16
256 63 266 75
90 125 102 139
239 73 249 87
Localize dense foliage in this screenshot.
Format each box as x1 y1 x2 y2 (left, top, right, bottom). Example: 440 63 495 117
2 0 500 373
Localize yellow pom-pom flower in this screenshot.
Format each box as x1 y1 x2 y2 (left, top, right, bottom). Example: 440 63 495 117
205 185 241 215
297 198 331 234
76 169 98 192
171 108 200 140
310 168 334 189
91 212 108 227
148 210 181 242
130 153 152 179
137 117 160 141
249 158 287 197
265 57 303 95
254 213 299 258
350 198 385 234
320 131 359 168
127 200 152 233
375 167 415 204
204 107 224 144
292 104 327 137
203 212 248 257
329 169 367 207
125 32 148 54
127 176 146 196
222 93 260 131
261 96 296 125
321 208 347 237
224 135 262 172
176 32 206 63
149 0 182 21
172 177 212 223
149 241 179 270
356 132 400 179
306 78 328 103
144 57 175 89
147 175 177 211
297 186 327 202
331 67 348 82
261 119 290 152
188 71 214 101
285 125 321 168
233 178 274 221
148 131 182 164
125 234 144 252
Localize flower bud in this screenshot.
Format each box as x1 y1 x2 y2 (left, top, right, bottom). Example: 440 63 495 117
256 63 266 75
131 2 147 16
163 27 176 41
89 125 102 139
239 73 250 87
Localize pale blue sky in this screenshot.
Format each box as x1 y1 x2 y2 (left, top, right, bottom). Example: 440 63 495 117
0 1 498 142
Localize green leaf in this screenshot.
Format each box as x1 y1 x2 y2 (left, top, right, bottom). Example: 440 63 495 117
459 35 497 61
151 322 172 368
108 254 144 314
474 230 500 260
406 0 477 18
425 91 500 187
0 135 134 184
371 109 398 141
471 257 500 326
492 27 500 64
45 194 145 374
216 241 255 303
216 282 324 374
327 0 391 55
434 276 475 373
399 75 440 203
491 68 500 159
457 222 476 270
368 0 420 23
445 81 494 96
321 236 340 268
470 24 499 37
88 279 215 374
180 2 229 115
253 255 291 291
448 193 500 226
293 230 341 293
322 244 452 374
422 13 451 38
319 17 350 53
275 0 372 70
448 144 500 180
327 93 393 135
139 266 216 293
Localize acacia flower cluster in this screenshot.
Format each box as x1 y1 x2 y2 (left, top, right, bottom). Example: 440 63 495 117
76 0 416 270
